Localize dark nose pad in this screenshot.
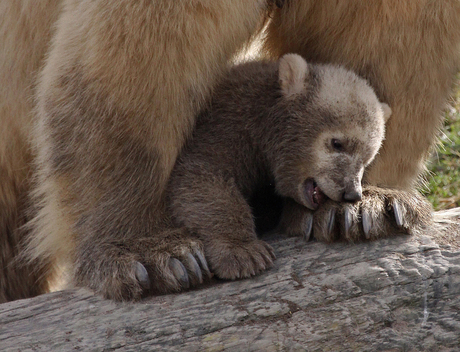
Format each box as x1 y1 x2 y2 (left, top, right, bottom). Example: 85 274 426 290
342 190 362 203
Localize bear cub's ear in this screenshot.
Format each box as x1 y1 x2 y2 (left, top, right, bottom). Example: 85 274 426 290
279 54 309 98
380 102 392 122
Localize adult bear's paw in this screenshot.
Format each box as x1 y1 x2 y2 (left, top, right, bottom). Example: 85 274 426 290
74 228 211 301
311 186 433 242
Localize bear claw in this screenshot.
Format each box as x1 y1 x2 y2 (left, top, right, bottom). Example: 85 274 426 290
261 246 276 264
344 207 352 237
135 262 150 290
168 250 211 290
304 212 313 241
327 208 336 236
392 199 404 228
307 186 433 242
169 258 190 289
185 252 203 285
362 209 372 239
194 250 211 278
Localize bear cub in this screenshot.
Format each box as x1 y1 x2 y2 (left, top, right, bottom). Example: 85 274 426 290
168 54 391 280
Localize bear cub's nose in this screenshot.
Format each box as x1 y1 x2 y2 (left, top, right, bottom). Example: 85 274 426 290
342 190 362 203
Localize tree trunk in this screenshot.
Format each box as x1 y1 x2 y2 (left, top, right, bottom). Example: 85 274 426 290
2 224 460 351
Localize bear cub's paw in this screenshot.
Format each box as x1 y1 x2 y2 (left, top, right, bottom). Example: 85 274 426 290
311 186 433 242
75 228 211 301
204 239 276 280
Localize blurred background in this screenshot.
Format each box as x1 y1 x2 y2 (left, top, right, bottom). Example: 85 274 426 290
424 80 460 210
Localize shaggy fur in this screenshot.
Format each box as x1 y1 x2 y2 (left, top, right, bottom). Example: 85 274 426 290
168 54 391 279
0 1 62 302
0 0 458 302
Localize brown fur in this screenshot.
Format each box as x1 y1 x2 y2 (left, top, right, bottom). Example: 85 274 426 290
28 0 270 301
264 0 460 188
0 1 61 301
0 0 459 302
1 0 270 302
168 55 388 280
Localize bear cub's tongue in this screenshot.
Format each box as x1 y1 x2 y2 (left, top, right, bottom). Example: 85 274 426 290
304 179 326 210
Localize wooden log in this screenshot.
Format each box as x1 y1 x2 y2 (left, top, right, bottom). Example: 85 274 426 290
2 230 460 351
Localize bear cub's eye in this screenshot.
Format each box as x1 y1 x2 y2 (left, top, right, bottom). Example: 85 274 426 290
331 139 344 151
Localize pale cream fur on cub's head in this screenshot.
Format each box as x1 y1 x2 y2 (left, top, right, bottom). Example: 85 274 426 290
316 63 391 124
280 53 391 119
274 54 391 209
278 53 391 122
307 63 392 205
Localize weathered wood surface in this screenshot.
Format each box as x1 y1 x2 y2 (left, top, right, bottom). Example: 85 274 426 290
2 231 460 352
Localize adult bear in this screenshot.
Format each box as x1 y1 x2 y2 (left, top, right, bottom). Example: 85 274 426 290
0 1 459 302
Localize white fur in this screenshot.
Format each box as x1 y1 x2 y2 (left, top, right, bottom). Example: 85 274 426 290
316 65 383 121
381 103 392 122
279 54 309 98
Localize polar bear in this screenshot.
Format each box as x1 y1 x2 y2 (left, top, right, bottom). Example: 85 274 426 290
0 1 457 301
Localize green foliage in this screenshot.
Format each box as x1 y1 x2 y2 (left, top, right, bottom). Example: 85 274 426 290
423 88 460 210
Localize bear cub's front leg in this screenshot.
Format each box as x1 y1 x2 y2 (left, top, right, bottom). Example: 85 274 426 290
168 171 275 280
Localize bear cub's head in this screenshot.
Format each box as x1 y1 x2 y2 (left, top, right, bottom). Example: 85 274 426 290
273 54 391 210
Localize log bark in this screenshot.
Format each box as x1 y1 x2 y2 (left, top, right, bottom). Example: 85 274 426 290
2 228 460 351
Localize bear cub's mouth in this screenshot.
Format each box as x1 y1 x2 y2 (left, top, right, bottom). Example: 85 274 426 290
304 178 327 210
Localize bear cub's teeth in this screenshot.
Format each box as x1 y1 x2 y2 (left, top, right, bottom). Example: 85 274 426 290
304 179 327 210
312 181 326 206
